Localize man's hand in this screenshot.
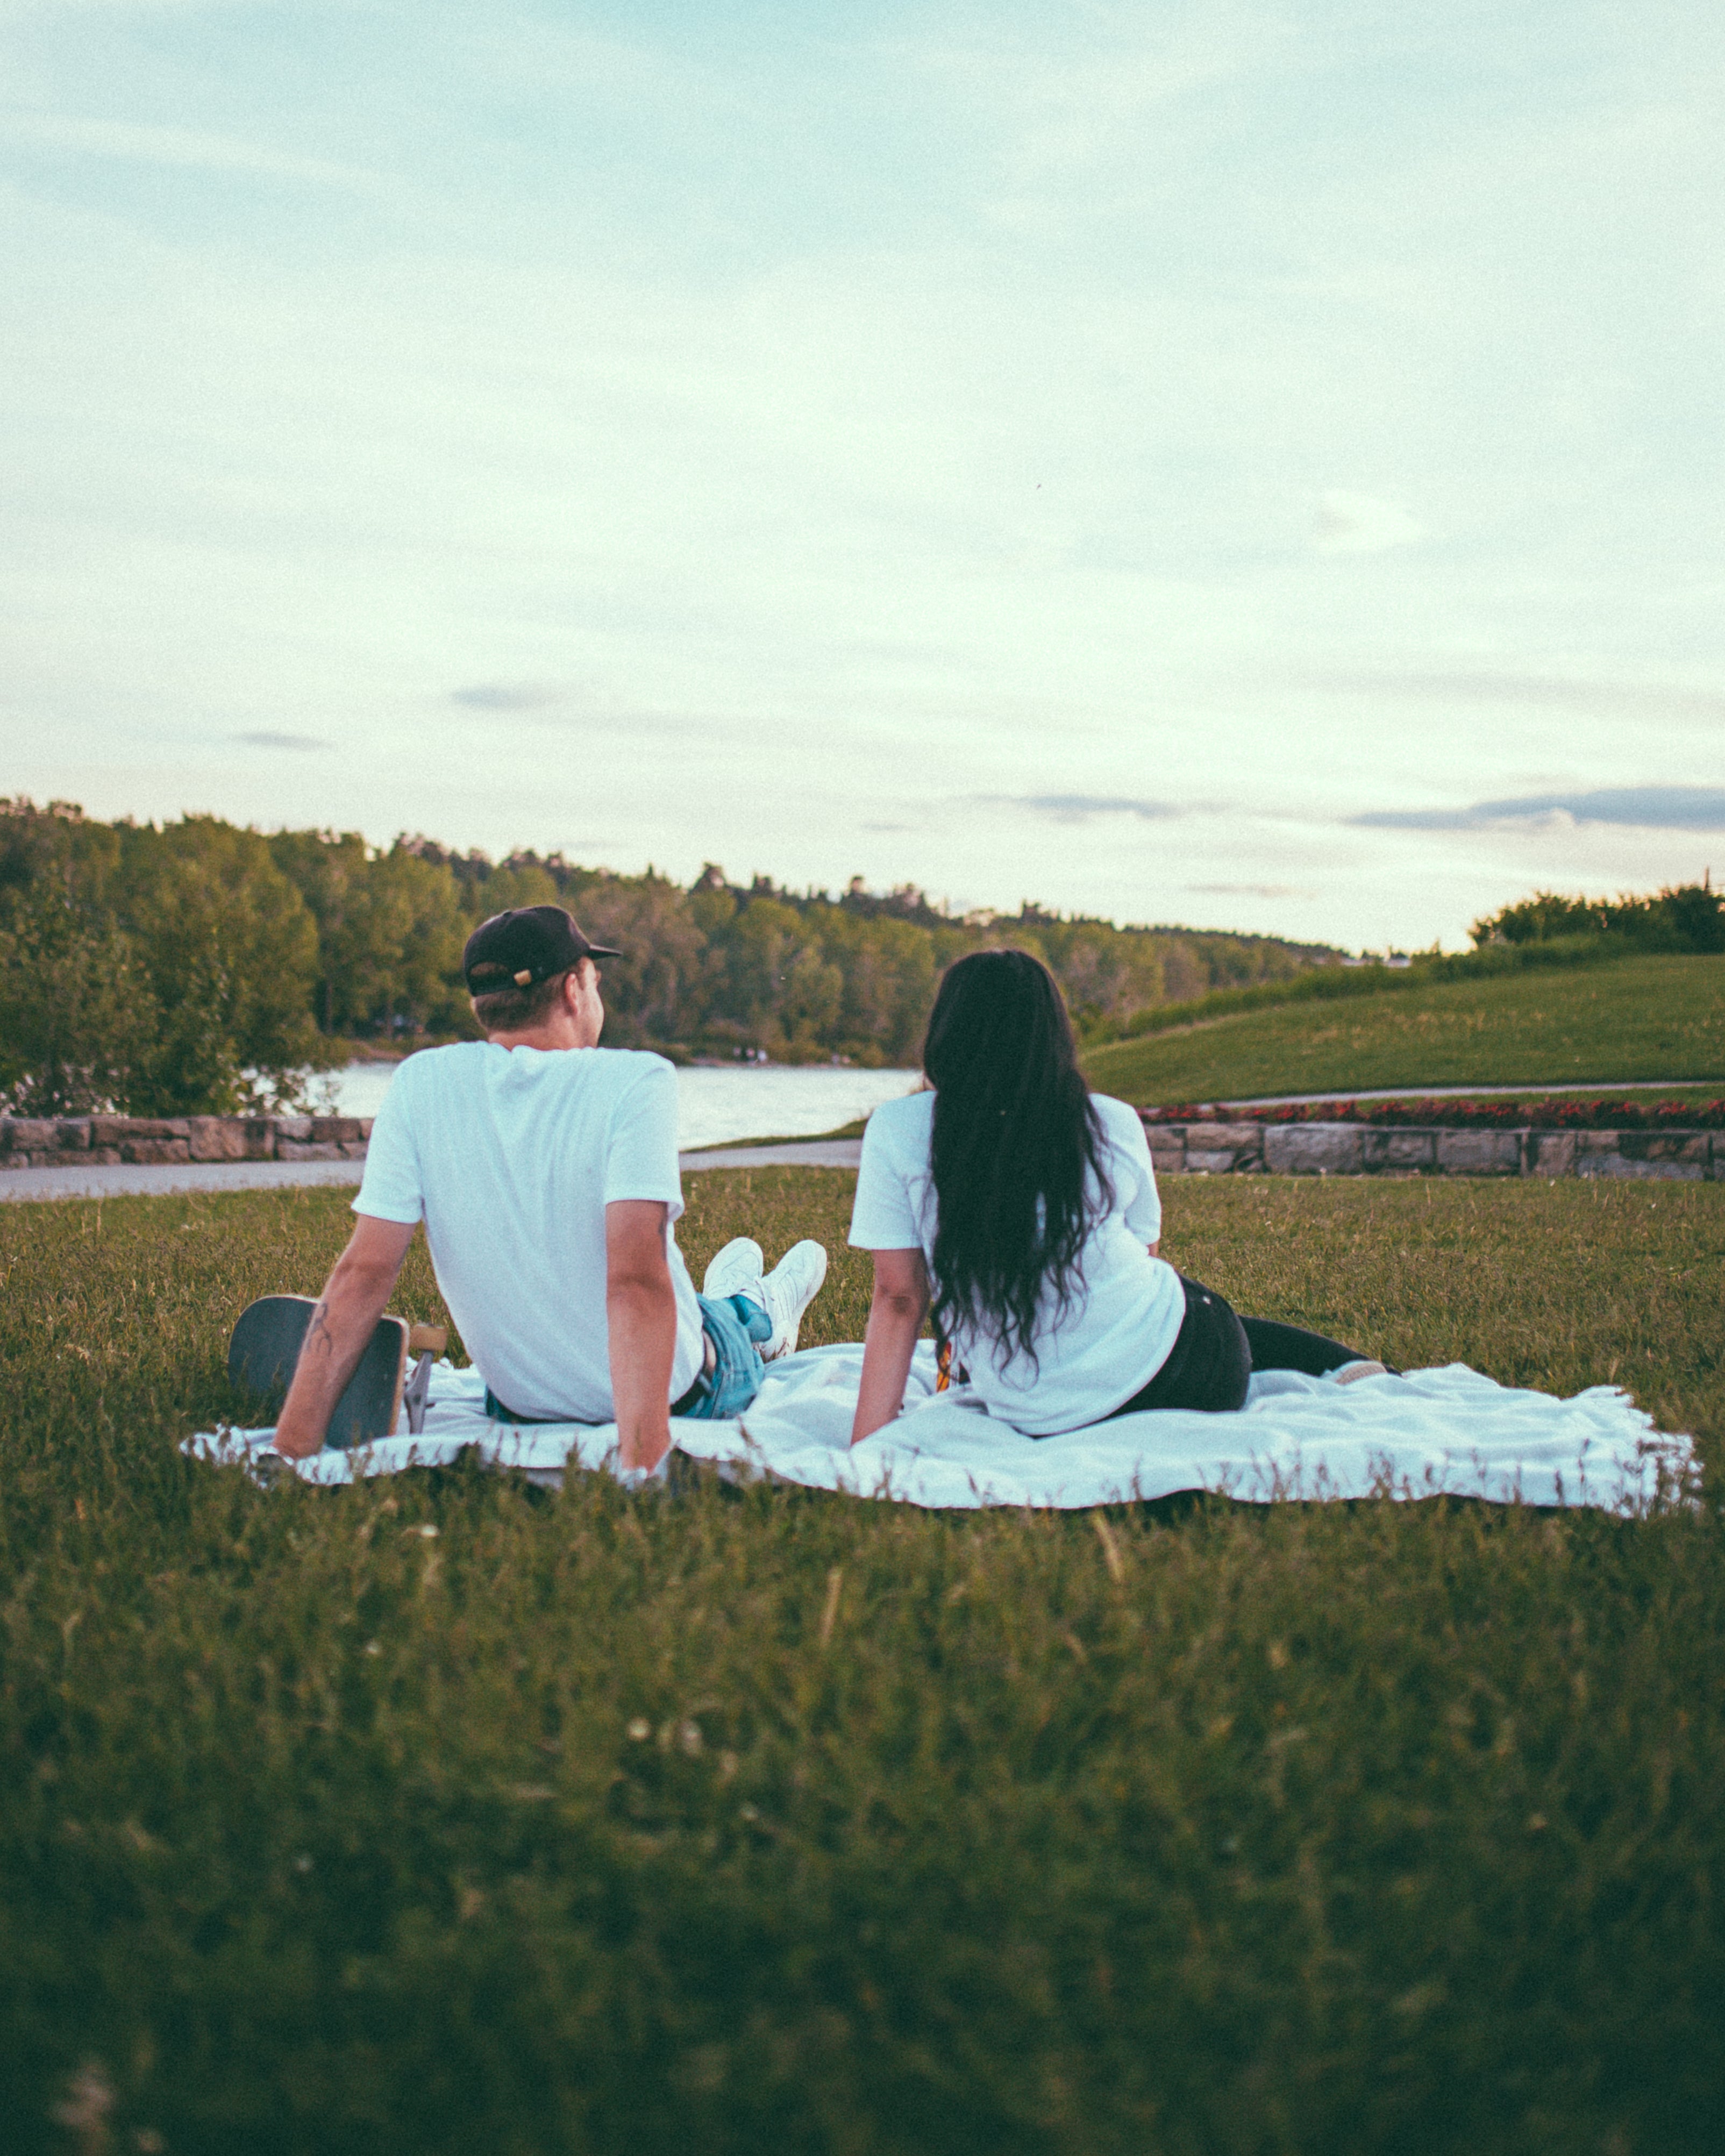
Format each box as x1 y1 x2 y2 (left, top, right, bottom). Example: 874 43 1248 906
605 1200 678 1473
272 1216 417 1459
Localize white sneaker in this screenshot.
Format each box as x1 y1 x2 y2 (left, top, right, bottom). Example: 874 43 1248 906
702 1237 766 1303
760 1240 828 1360
613 1452 673 1491
1331 1359 1389 1386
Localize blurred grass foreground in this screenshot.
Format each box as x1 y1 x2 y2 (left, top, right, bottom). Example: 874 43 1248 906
3 1168 1723 2155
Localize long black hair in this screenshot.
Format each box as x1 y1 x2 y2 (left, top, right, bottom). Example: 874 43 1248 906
923 948 1112 1370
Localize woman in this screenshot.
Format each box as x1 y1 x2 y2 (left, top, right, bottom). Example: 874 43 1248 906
848 950 1384 1444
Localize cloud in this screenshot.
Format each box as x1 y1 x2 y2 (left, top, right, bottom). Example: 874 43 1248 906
1318 673 1725 721
987 794 1181 823
1190 882 1318 900
1354 785 1725 832
904 19 1280 180
450 683 571 712
1311 491 1423 556
0 111 376 189
231 730 329 751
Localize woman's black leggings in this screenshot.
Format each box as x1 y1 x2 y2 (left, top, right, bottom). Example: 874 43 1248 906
1112 1274 1365 1417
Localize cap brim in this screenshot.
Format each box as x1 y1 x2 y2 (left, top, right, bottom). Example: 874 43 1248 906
581 944 623 960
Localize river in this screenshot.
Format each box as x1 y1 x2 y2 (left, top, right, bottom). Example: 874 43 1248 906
314 1060 919 1151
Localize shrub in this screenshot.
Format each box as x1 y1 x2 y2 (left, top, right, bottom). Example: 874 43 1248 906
1473 881 1724 954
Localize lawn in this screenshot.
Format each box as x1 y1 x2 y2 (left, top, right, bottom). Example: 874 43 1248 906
1082 953 1725 1105
2 1170 1723 2155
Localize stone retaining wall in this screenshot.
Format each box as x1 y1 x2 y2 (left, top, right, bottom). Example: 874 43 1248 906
3 1111 1721 1181
1142 1118 1724 1181
0 1115 372 1168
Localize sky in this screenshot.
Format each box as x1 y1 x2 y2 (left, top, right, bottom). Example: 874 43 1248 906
2 0 1722 953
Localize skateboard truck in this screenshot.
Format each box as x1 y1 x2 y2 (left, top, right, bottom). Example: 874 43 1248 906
401 1324 448 1436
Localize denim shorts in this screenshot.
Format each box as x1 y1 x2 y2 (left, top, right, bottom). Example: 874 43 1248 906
482 1291 770 1426
675 1293 772 1420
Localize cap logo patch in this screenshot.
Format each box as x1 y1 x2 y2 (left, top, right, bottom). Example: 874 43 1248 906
514 968 532 986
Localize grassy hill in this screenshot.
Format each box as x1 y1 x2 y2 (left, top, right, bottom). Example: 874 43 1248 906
1082 953 1725 1106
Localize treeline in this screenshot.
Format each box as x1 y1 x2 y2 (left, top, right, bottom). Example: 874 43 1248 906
0 799 1334 1116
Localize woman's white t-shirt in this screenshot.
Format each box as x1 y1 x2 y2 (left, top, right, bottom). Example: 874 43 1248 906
847 1089 1185 1436
354 1040 704 1423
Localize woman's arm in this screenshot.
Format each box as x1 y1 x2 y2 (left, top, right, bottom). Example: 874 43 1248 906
850 1247 930 1445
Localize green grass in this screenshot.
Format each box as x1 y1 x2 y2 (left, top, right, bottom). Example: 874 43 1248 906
1082 953 1725 1106
3 1173 1724 2154
1087 932 1620 1047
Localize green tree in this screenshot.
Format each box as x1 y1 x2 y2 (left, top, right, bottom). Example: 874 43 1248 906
717 898 844 1056
268 829 371 1033
814 906 938 1064
460 862 563 919
0 872 157 1113
272 832 471 1039
368 845 471 1035
116 818 327 1112
573 873 709 1050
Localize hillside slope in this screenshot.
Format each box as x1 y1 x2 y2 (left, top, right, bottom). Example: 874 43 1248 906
1081 954 1725 1105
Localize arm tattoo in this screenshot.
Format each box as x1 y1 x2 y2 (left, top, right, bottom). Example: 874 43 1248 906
304 1301 336 1360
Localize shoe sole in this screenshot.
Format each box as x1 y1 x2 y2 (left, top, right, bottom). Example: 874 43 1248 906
762 1243 828 1360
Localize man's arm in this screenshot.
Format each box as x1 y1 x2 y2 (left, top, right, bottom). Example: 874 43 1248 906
850 1247 930 1446
605 1200 678 1473
272 1215 418 1459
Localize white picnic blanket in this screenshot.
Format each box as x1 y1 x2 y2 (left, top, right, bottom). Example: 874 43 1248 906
184 1343 1694 1514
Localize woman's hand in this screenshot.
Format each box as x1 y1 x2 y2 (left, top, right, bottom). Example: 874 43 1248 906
850 1248 930 1445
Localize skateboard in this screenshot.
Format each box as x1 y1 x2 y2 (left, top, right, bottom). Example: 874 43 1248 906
227 1295 448 1449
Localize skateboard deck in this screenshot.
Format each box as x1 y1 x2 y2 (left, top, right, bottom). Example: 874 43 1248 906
227 1295 445 1450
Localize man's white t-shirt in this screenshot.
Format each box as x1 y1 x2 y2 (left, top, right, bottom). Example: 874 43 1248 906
847 1089 1185 1436
354 1041 704 1422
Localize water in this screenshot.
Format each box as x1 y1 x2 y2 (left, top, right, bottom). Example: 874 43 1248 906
317 1060 919 1151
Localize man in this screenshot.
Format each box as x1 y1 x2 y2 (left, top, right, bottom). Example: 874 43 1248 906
270 904 826 1479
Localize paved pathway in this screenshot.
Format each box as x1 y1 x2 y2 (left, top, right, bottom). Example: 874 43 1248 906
0 1139 864 1202
0 1158 369 1203
676 1140 863 1170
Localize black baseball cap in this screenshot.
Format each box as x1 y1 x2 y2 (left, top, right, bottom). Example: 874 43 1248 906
462 905 622 994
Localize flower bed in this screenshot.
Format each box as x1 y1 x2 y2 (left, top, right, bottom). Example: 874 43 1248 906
1139 1096 1725 1131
